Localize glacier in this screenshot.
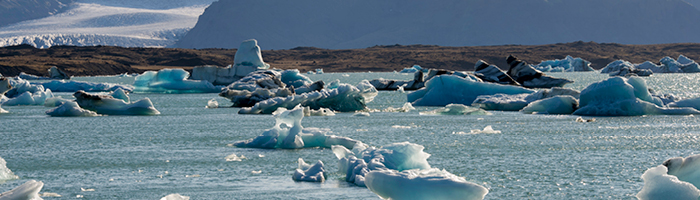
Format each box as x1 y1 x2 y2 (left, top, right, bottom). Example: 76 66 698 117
407 75 534 106
292 158 326 182
573 77 700 116
233 105 359 149
0 180 44 200
73 90 160 115
134 68 221 93
365 168 488 200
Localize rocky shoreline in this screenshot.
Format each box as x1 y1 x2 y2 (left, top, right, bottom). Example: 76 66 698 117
2 41 700 77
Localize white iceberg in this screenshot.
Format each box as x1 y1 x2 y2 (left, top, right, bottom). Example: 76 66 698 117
292 158 325 182
1 90 53 106
573 77 700 116
134 68 221 93
233 105 358 149
206 98 219 108
465 125 501 134
233 39 270 70
520 95 579 115
636 165 700 200
43 97 72 107
668 97 700 111
663 154 700 189
534 55 594 72
0 156 18 183
73 90 160 115
39 80 133 93
0 180 44 200
160 193 190 200
419 104 490 115
408 75 534 106
303 107 335 116
238 80 377 114
45 101 100 117
382 102 416 113
110 88 130 103
365 168 488 200
332 142 431 187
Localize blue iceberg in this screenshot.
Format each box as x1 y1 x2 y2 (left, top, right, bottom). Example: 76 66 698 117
292 158 326 182
520 95 579 114
39 80 133 92
234 105 359 149
46 101 100 117
573 77 700 116
73 90 160 115
408 75 534 106
663 154 700 189
134 68 222 93
366 168 488 200
534 55 594 72
332 142 432 186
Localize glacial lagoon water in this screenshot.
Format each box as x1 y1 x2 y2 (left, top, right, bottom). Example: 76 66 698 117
2 71 700 199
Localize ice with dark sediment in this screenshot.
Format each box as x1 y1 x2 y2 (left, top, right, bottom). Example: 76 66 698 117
219 69 319 108
73 90 160 115
506 55 574 88
473 87 580 111
473 60 519 86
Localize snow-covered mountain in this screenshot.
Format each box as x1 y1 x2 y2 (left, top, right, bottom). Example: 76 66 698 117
0 0 73 28
176 0 700 50
0 0 216 48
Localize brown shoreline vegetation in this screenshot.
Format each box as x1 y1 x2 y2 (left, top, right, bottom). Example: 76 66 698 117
1 41 700 77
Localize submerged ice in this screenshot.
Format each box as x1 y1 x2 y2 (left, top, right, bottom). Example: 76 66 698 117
233 105 358 149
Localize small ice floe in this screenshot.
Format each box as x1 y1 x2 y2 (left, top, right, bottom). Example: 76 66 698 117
391 124 418 129
206 98 219 108
0 180 44 200
342 74 350 77
292 158 325 182
575 117 596 123
303 106 335 116
663 154 700 189
353 112 370 117
185 175 201 178
225 153 246 161
40 192 62 197
251 170 262 174
80 188 95 192
382 102 415 112
0 156 19 183
160 193 190 200
258 154 265 158
454 126 501 135
420 104 490 115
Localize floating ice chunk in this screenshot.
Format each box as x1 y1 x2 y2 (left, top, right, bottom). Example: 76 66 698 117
474 87 579 112
333 142 431 187
419 104 490 115
73 90 160 115
383 102 416 112
134 68 221 93
110 88 130 103
365 168 488 200
573 77 700 116
473 60 519 86
239 80 377 114
224 153 246 162
303 106 335 116
521 95 579 114
39 80 133 93
458 125 501 134
234 105 358 149
80 188 95 192
39 193 61 197
0 180 44 200
280 69 313 88
0 78 10 113
534 55 594 72
2 90 53 106
353 112 370 117
663 154 700 189
668 97 700 110
506 55 573 88
206 98 219 108
46 101 100 117
636 165 700 200
43 97 72 107
575 117 596 122
399 65 423 73
408 75 534 106
292 158 325 182
233 39 270 70
219 70 318 107
160 193 190 200
190 65 260 86
0 157 18 183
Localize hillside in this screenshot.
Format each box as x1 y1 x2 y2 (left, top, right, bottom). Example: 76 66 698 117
2 42 700 77
0 0 73 27
176 0 700 50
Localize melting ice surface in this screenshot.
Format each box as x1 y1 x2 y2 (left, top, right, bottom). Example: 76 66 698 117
3 72 700 199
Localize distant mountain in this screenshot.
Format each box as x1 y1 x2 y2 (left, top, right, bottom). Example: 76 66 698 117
684 0 700 9
176 0 700 50
0 0 73 27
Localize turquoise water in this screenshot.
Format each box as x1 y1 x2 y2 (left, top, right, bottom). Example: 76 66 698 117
2 72 700 199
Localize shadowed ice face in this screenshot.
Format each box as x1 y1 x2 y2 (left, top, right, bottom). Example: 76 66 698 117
0 77 11 95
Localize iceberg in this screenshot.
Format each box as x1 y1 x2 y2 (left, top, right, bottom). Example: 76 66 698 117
365 168 488 200
0 156 18 183
303 107 335 116
506 55 574 88
233 105 359 149
1 89 53 106
0 78 10 113
636 165 700 200
399 65 424 73
0 180 44 200
533 55 594 72
668 97 700 110
292 158 326 182
160 194 190 200
473 87 581 111
603 55 700 76
408 75 534 106
370 70 425 91
473 60 519 85
43 97 72 107
663 154 700 189
573 77 700 116
48 66 69 79
238 80 377 114
382 102 416 113
73 90 160 115
600 60 653 76
419 104 491 115
38 80 133 93
191 39 271 86
219 70 316 107
456 125 502 134
332 142 431 187
206 98 218 108
233 39 270 70
134 68 221 93
520 95 579 114
46 101 100 117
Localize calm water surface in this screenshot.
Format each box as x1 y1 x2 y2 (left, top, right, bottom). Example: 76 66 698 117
1 72 700 199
